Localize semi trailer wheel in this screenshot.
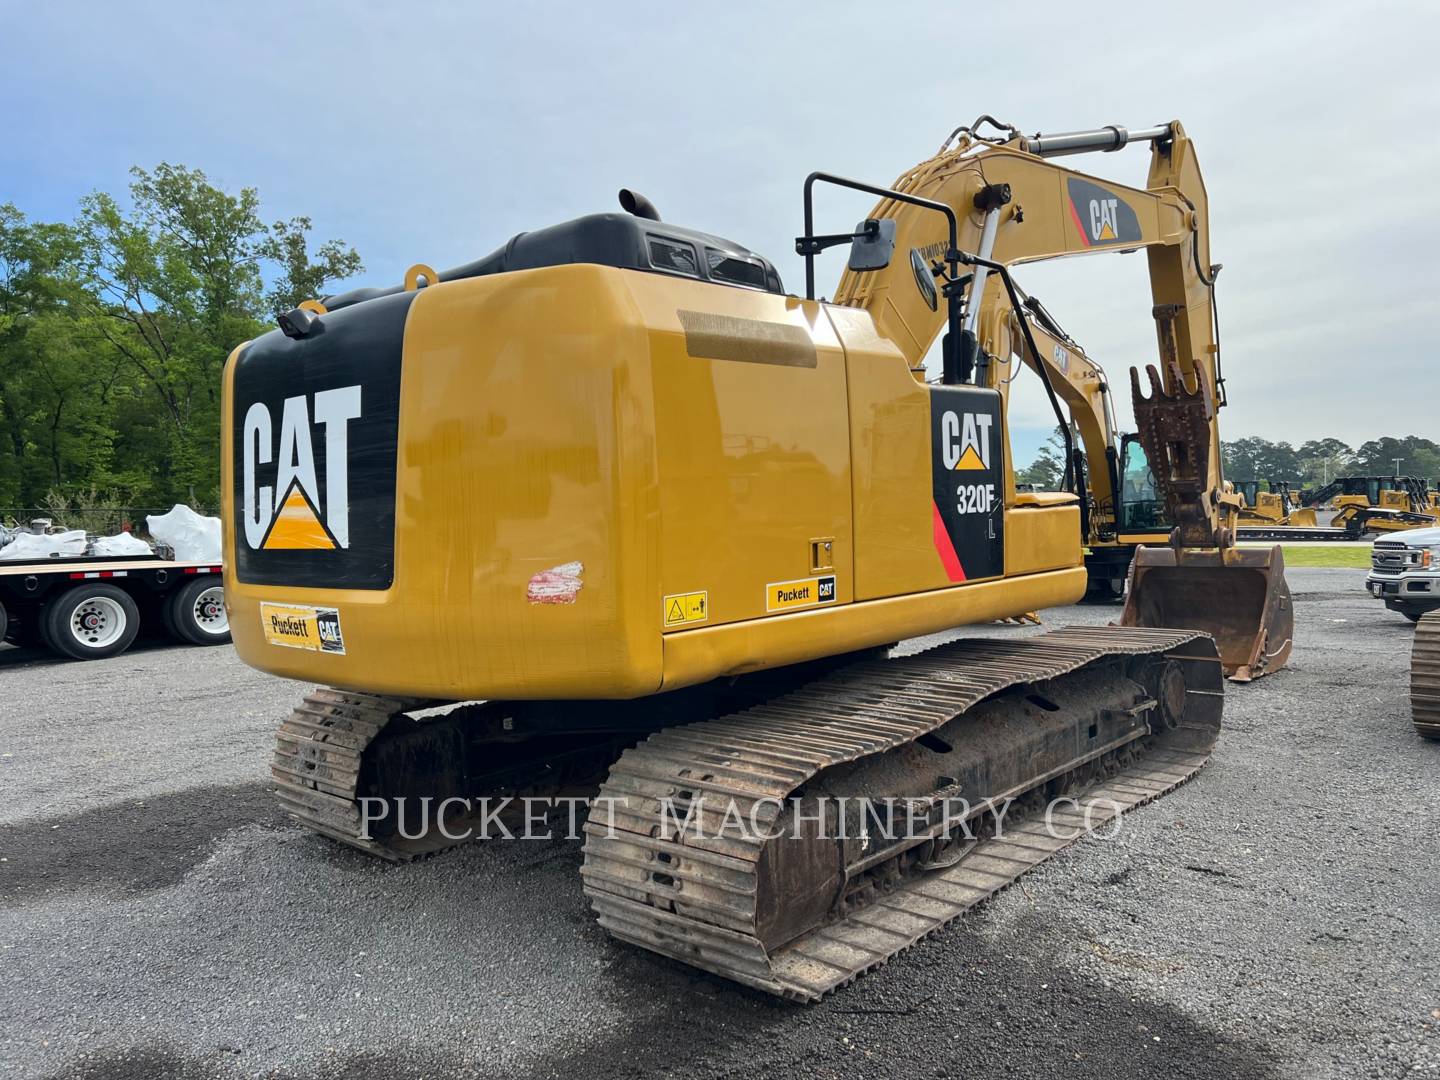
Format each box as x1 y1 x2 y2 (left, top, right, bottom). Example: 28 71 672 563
44 583 141 660
167 576 231 645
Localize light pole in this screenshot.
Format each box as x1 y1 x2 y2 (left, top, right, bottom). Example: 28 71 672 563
1394 457 1404 477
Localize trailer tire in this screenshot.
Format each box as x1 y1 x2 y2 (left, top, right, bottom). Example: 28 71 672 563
167 576 231 645
0 602 7 644
44 583 141 660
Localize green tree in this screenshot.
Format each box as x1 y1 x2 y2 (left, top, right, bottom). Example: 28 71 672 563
1297 437 1354 486
1354 436 1440 482
1222 436 1302 483
71 164 361 503
0 166 363 512
260 216 363 316
0 206 119 505
1018 427 1068 489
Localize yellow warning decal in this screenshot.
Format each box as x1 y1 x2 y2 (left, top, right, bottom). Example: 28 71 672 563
663 590 709 627
260 602 346 654
765 575 837 614
263 481 338 550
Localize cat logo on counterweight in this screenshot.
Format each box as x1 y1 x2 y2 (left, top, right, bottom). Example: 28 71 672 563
242 386 362 551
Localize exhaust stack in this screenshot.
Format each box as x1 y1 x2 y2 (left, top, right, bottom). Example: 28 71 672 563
618 189 660 221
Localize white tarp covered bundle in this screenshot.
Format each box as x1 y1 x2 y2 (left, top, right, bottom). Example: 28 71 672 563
146 505 222 563
90 532 154 557
0 529 87 561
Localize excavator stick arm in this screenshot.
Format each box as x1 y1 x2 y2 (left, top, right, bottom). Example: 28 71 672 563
1122 363 1291 680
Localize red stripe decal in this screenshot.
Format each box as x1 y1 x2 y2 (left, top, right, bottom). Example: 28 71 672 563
931 501 966 582
1066 196 1091 248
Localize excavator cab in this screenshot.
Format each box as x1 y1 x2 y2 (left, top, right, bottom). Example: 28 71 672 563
1116 435 1165 530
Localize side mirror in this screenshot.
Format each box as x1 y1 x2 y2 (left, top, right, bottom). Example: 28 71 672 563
847 218 896 272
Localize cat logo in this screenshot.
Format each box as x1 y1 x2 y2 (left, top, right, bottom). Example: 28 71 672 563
1066 177 1141 247
1089 198 1120 242
241 385 362 551
939 410 993 471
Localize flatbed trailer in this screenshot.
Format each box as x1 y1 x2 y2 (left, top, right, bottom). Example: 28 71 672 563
0 554 228 660
1236 525 1352 542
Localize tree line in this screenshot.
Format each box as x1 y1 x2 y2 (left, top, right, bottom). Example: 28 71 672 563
0 165 362 512
1019 432 1440 490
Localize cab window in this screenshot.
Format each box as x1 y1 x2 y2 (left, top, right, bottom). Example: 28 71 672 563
1120 438 1163 529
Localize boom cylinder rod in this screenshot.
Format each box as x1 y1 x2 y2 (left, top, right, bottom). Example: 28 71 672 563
1020 124 1171 158
961 206 1001 334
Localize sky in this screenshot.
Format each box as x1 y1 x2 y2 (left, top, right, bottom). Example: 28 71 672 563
4 0 1438 465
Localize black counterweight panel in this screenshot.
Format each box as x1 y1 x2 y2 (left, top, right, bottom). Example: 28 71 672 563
231 290 414 589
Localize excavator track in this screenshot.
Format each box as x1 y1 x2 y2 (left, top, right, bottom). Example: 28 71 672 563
272 689 427 859
580 625 1222 1000
271 689 627 860
1412 613 1440 740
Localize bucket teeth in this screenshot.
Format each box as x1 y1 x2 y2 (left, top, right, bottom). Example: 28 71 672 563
1132 361 1209 412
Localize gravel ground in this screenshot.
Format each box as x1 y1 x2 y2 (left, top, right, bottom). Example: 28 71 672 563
1 567 1436 1079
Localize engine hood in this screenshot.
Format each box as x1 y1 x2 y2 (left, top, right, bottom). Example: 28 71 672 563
1381 526 1440 548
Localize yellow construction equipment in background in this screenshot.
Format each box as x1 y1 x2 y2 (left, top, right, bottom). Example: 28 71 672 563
221 118 1271 998
1325 477 1438 535
1235 482 1317 529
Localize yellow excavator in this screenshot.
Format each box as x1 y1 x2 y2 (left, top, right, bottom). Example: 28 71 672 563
222 118 1286 999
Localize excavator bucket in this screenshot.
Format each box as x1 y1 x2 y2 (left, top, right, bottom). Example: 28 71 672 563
1122 360 1292 680
1121 544 1293 681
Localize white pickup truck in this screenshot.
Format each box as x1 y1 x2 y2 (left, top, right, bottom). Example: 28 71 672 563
1367 527 1440 621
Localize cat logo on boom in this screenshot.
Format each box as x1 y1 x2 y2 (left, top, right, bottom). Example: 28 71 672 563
1065 177 1142 247
241 386 362 551
1089 197 1120 242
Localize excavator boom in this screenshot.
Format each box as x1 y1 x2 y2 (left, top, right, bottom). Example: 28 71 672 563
827 118 1290 679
